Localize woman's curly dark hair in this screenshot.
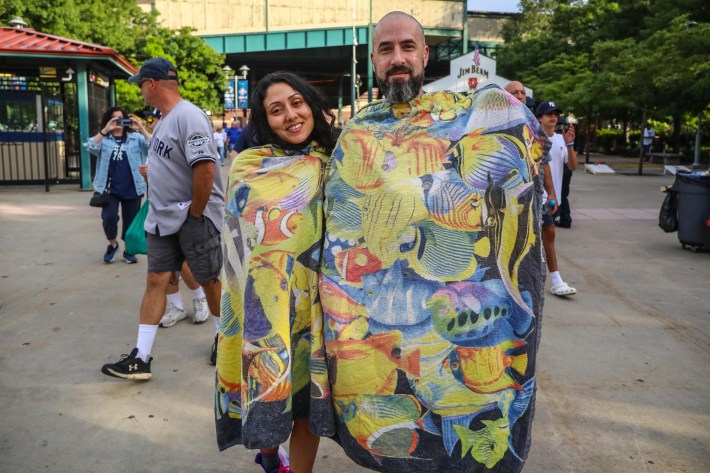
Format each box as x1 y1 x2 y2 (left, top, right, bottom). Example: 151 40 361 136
249 72 339 151
99 106 129 137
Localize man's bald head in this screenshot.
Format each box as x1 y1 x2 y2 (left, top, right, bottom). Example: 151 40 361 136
371 11 429 103
373 11 425 45
505 81 526 103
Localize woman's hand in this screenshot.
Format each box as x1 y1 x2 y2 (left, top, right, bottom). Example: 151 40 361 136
101 116 120 136
130 115 152 140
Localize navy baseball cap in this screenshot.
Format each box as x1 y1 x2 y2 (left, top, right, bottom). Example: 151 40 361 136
535 100 562 116
128 57 178 83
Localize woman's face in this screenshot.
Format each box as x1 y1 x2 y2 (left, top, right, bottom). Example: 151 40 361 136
110 110 124 135
263 82 314 145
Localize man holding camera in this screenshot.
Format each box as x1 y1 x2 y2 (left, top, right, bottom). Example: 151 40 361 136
536 101 578 296
101 57 224 380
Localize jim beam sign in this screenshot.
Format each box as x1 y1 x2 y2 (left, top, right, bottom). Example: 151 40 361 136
459 46 488 90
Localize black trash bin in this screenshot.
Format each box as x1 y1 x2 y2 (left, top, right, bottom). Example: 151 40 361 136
672 173 710 251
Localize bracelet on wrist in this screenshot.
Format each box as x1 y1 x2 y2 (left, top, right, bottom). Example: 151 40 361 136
565 142 574 147
99 130 108 137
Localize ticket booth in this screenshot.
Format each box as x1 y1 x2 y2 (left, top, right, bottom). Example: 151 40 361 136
0 26 136 190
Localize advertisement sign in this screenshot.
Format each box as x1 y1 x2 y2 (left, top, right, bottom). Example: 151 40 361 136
224 79 235 110
237 79 249 109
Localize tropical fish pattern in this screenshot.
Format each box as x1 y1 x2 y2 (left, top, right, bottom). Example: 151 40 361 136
321 87 549 472
215 142 335 451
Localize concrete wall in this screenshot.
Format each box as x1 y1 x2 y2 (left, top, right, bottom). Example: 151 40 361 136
467 13 513 43
137 0 465 36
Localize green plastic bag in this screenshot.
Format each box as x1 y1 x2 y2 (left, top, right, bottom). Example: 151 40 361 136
125 200 149 255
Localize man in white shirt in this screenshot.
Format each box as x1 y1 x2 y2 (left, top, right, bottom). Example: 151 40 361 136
643 122 655 161
536 101 578 296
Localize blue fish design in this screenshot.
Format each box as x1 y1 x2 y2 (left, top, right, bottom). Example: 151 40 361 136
362 261 443 330
428 279 531 347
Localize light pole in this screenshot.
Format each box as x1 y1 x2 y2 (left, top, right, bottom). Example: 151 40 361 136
237 65 250 120
222 65 235 124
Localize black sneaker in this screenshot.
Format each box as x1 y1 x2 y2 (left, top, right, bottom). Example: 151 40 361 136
210 335 218 365
101 348 152 380
103 243 119 263
123 251 138 264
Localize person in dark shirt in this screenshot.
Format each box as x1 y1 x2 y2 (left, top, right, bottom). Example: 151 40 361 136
233 121 258 152
87 107 151 264
225 119 243 155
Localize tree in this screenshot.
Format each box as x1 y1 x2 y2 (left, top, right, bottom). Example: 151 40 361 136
0 0 226 114
496 0 709 162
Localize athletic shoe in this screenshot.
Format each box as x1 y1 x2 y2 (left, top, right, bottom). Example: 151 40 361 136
103 243 119 263
123 251 138 264
160 303 187 327
255 446 290 473
192 297 209 323
210 335 218 365
101 348 152 380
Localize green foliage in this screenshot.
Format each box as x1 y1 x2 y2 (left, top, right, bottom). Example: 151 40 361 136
0 0 226 113
144 28 226 113
496 0 710 153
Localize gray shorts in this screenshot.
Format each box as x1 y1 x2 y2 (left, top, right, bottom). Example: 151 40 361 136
542 208 560 227
147 215 222 284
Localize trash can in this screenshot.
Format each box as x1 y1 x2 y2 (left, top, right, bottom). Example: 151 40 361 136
672 172 710 251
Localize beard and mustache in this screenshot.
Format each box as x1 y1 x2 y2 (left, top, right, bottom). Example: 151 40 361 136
376 64 425 104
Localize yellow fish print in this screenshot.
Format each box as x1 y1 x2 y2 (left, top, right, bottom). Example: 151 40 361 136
442 340 528 394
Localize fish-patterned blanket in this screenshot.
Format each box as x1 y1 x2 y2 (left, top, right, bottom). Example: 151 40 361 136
321 86 549 472
215 143 335 450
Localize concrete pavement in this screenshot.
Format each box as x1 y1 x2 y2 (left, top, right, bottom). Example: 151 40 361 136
0 154 708 473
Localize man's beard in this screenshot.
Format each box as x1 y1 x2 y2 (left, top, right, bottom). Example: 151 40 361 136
377 65 425 103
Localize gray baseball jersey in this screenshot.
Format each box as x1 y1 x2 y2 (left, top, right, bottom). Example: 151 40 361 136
145 100 225 236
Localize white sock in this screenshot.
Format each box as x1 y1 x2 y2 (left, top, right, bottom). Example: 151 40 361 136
167 292 184 310
136 324 158 362
550 271 564 288
213 315 220 335
190 286 206 300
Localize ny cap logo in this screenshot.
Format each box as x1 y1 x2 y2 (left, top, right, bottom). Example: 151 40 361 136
548 101 556 108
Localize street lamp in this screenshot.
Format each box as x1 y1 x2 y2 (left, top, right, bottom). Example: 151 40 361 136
238 65 250 80
236 65 250 119
222 65 235 123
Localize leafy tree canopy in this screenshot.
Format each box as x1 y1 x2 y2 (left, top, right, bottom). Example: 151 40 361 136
1 0 225 114
498 0 710 120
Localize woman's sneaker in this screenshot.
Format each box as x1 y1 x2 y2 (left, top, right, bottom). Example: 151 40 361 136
123 251 138 264
159 303 187 327
255 446 289 473
103 243 119 263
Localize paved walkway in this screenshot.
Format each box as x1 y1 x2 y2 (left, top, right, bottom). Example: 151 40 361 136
0 154 708 473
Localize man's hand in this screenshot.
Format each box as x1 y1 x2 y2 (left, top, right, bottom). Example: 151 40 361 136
563 124 576 145
545 198 558 215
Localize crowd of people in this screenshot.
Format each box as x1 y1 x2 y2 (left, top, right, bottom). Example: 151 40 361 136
96 10 581 473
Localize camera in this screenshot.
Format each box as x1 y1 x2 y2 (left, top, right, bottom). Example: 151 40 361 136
555 116 570 134
116 118 133 127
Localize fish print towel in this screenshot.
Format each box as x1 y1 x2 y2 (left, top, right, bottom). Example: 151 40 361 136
321 86 550 472
216 142 335 450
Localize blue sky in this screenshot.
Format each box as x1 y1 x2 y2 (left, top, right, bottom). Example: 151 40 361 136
468 0 521 13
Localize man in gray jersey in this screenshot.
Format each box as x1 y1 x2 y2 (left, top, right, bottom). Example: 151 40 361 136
101 58 224 380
